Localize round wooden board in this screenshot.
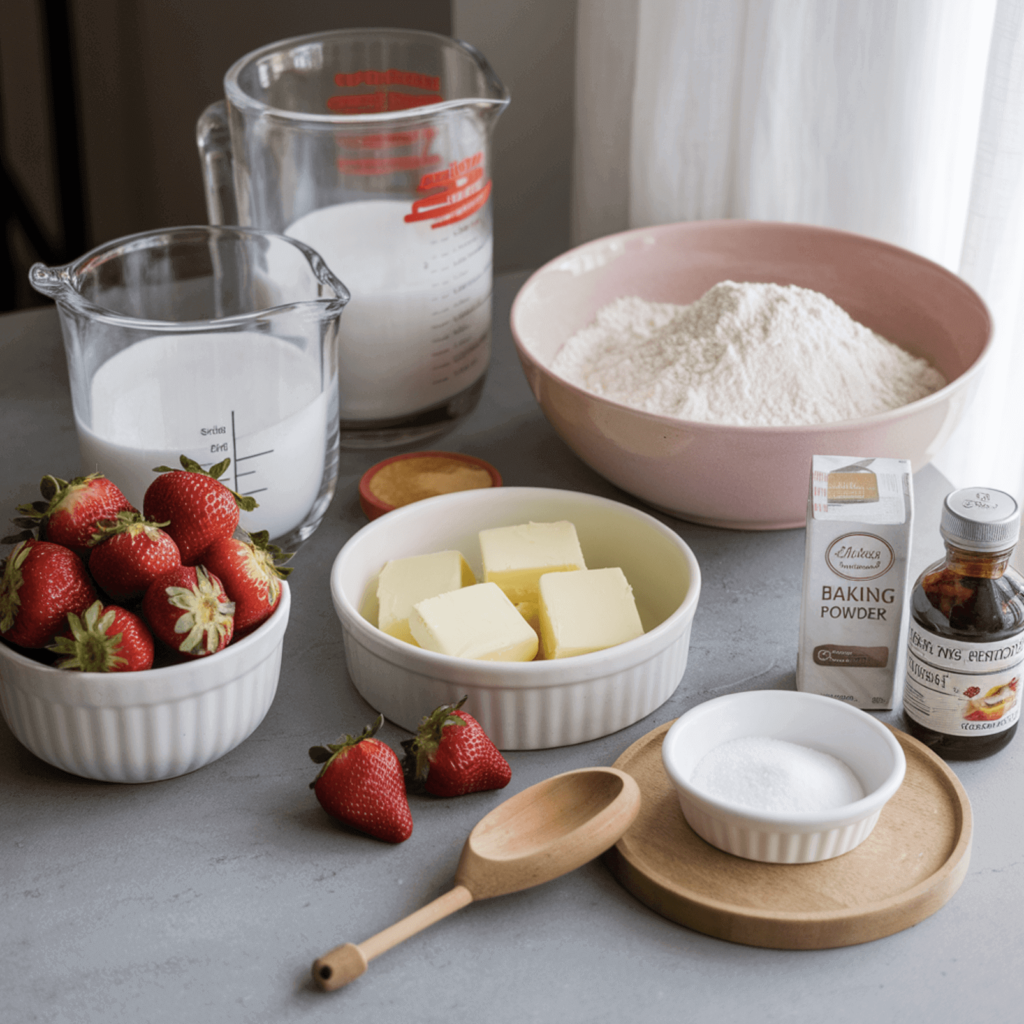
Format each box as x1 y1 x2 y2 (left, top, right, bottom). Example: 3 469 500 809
604 720 972 949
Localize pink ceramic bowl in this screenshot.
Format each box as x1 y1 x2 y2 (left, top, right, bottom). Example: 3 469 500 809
510 220 992 530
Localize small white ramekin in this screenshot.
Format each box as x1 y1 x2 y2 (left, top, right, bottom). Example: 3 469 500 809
330 487 701 750
661 689 906 863
0 583 290 783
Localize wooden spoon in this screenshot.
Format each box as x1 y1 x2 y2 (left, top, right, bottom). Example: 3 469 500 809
312 765 641 991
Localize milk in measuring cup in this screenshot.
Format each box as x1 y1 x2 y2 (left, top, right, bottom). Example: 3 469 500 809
77 333 331 541
285 199 491 420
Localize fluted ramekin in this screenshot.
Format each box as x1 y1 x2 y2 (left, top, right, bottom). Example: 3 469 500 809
0 583 290 783
330 487 701 750
662 689 906 863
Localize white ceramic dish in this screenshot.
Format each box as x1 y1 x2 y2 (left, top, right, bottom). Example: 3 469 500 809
0 583 290 783
661 689 906 863
510 219 992 530
330 487 701 749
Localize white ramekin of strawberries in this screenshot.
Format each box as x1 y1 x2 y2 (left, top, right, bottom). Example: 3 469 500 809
0 457 291 783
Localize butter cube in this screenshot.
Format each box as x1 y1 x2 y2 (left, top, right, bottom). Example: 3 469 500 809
479 521 586 604
539 567 644 659
409 582 539 661
377 550 476 645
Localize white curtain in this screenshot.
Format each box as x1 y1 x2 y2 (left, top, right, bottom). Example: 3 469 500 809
573 0 1024 496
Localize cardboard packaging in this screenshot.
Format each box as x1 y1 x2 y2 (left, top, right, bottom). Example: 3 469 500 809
796 456 914 710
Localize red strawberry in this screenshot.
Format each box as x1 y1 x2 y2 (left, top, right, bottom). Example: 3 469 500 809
141 564 235 657
10 473 134 556
0 540 98 649
401 697 511 797
49 600 155 672
87 511 182 602
143 456 258 566
309 715 413 843
200 530 293 636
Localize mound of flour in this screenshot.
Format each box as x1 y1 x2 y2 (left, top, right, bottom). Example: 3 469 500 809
550 282 947 427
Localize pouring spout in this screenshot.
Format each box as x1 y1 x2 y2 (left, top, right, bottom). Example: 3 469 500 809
29 262 72 301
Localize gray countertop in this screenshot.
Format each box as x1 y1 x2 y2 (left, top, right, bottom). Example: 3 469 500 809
1 274 1021 1023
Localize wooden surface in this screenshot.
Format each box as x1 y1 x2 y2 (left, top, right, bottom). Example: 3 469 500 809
604 720 973 950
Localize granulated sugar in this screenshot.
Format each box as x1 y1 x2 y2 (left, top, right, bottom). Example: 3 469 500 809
691 735 865 814
550 282 947 427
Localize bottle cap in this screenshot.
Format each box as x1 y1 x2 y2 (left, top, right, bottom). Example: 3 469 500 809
940 487 1021 552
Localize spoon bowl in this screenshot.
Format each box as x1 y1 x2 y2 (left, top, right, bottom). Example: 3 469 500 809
457 768 640 899
312 766 641 991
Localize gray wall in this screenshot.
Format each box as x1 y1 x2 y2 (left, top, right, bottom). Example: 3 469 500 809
1 0 577 308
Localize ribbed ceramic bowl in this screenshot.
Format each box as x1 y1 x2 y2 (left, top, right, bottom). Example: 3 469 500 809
662 689 906 864
0 584 290 783
510 220 992 530
330 487 701 749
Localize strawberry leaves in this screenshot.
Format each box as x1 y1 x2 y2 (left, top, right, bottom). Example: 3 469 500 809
153 455 259 512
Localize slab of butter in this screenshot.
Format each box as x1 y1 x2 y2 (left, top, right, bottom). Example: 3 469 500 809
479 521 586 604
539 567 644 659
409 581 539 661
377 550 476 645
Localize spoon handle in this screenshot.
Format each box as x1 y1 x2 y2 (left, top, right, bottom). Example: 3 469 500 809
313 884 474 991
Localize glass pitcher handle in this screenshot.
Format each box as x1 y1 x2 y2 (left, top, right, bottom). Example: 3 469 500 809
196 100 238 225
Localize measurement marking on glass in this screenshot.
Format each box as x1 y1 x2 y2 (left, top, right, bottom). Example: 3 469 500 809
230 411 275 497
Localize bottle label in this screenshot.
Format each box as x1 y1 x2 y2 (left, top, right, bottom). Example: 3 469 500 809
904 624 1023 737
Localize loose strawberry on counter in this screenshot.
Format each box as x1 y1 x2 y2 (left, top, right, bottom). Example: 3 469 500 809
9 473 135 556
87 511 182 602
0 540 98 649
143 456 258 566
201 530 292 636
402 697 512 797
49 600 155 672
142 564 235 658
309 715 413 843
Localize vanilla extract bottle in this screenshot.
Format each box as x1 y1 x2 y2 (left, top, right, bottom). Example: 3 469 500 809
903 487 1024 760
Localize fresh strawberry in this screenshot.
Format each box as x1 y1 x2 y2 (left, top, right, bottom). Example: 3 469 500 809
0 540 98 649
309 715 413 843
142 456 258 566
49 600 155 672
9 473 134 556
200 530 292 636
87 511 182 602
401 697 511 797
141 564 235 657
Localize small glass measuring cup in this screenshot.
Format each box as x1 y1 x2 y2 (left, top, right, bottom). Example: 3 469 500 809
197 29 509 448
29 226 350 550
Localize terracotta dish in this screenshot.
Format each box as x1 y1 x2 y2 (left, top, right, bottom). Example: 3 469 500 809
359 451 502 520
510 220 992 530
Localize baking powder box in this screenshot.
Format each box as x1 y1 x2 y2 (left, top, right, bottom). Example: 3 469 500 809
796 456 914 710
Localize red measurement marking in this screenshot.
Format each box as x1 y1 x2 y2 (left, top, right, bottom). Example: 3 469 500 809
335 125 441 175
337 154 443 175
327 92 443 114
334 69 440 92
337 129 436 150
327 68 442 118
404 152 491 228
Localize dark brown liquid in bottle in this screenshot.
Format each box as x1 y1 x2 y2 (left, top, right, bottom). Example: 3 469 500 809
905 549 1024 759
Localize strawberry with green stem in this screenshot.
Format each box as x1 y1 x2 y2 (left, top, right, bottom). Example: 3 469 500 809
0 539 98 649
142 564 235 657
87 511 182 602
401 696 512 797
309 715 413 843
6 473 134 555
143 456 258 566
201 530 293 636
49 600 155 672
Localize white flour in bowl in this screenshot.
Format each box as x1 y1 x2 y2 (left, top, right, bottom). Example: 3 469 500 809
550 281 947 426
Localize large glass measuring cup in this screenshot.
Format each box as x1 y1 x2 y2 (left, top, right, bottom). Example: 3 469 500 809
197 29 509 448
30 226 350 550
